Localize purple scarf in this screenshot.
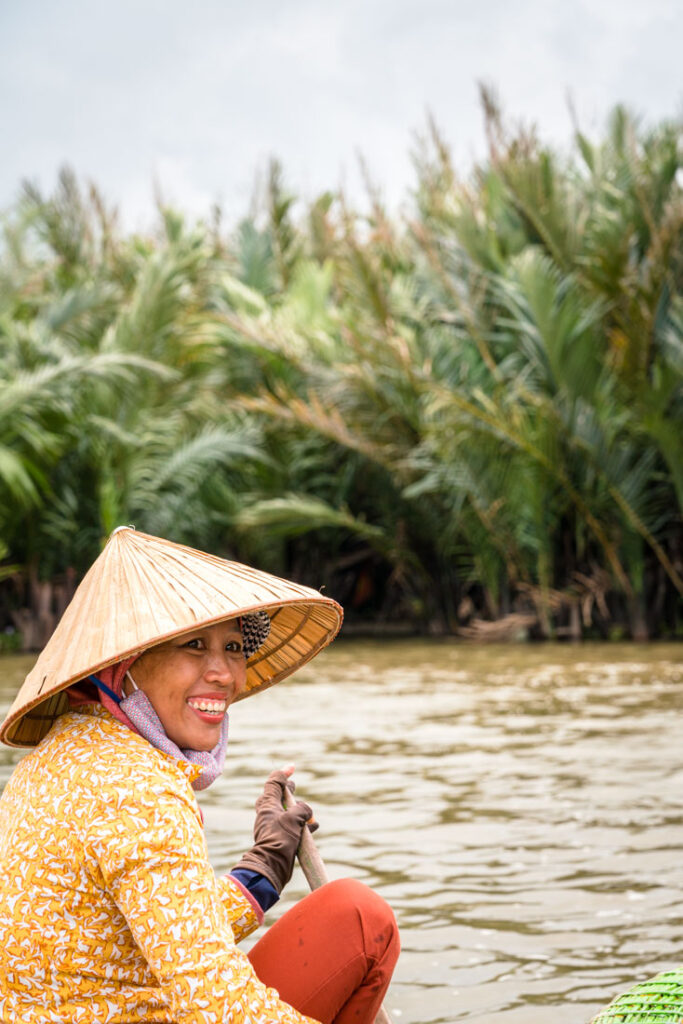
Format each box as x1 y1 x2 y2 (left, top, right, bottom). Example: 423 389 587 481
119 681 230 791
82 663 230 792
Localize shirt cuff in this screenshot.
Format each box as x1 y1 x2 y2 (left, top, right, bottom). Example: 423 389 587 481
230 868 280 912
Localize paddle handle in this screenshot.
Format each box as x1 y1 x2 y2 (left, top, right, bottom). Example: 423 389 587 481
283 786 394 1024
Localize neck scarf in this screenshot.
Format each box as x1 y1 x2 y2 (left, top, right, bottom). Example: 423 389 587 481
78 660 230 791
118 673 230 791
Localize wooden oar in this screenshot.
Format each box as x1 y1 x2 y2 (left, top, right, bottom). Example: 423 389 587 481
283 785 394 1024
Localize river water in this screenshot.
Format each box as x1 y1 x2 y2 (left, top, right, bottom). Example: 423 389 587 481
1 641 682 1023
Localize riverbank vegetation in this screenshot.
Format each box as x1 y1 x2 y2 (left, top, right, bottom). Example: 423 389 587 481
1 97 681 644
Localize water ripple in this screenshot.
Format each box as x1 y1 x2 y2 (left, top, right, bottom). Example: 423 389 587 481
2 642 682 1022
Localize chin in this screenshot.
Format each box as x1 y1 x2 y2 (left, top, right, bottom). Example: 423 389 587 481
167 711 224 751
192 734 219 752
186 726 222 752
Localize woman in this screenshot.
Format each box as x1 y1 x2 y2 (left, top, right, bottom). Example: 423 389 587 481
0 527 399 1024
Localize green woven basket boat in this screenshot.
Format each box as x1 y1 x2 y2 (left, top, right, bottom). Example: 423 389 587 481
591 969 683 1023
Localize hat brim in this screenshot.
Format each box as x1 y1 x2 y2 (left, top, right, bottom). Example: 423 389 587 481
1 529 343 747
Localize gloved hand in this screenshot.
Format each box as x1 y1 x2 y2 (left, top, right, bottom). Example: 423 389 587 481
233 769 318 894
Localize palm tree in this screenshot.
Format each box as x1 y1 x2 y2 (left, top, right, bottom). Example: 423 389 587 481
1 104 681 643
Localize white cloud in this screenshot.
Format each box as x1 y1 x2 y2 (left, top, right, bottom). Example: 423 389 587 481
0 0 680 228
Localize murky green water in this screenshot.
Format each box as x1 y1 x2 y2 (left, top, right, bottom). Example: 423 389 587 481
1 641 682 1023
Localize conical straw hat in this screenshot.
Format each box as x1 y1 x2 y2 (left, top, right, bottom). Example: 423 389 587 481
1 527 343 748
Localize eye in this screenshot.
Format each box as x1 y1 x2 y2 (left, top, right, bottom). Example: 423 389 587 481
183 637 204 650
225 640 244 654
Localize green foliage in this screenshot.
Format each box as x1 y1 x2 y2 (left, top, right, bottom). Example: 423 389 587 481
1 101 681 639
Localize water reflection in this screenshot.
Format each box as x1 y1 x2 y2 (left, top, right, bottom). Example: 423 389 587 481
1 641 682 1022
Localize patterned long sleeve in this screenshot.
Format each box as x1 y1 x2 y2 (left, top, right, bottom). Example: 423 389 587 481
218 873 266 940
90 775 315 1023
0 706 320 1024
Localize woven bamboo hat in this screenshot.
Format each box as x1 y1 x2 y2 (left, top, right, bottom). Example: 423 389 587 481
1 527 343 748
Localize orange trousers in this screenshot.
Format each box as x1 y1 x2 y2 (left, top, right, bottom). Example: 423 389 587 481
248 878 400 1024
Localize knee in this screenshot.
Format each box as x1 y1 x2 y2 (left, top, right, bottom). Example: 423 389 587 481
326 877 393 922
326 878 400 962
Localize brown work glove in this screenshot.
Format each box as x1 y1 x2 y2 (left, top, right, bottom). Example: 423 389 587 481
233 770 318 894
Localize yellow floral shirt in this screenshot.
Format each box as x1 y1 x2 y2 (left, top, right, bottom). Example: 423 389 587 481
0 704 319 1024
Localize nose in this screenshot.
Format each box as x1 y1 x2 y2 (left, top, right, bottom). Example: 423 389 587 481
204 651 247 696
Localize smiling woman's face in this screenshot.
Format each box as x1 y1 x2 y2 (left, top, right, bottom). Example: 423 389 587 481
127 619 247 751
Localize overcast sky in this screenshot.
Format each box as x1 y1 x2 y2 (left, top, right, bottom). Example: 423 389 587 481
1 0 681 228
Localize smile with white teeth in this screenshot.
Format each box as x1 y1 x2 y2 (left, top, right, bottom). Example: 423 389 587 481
186 699 227 715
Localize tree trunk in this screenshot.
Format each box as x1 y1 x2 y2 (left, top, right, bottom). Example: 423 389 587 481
629 597 649 642
568 601 582 642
